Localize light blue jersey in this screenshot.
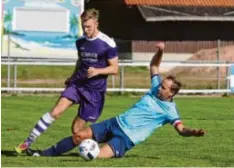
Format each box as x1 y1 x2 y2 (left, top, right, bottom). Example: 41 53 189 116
116 74 181 145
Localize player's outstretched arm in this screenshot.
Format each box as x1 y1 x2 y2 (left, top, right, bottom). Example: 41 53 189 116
175 123 205 137
150 42 165 76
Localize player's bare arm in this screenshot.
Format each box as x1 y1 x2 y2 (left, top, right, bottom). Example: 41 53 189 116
87 57 118 78
175 123 205 137
150 42 165 76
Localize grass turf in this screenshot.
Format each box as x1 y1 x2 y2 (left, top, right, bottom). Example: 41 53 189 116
1 95 234 167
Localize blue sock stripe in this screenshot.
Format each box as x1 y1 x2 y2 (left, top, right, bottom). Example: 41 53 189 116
35 124 45 133
40 117 50 127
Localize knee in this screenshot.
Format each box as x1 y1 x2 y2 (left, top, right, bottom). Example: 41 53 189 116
72 127 79 135
72 122 78 134
72 124 84 135
50 98 72 119
72 133 85 145
71 119 86 134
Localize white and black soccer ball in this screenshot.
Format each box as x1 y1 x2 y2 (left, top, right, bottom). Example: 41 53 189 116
78 139 100 161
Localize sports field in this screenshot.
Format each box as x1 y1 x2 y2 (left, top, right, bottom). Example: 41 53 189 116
1 95 234 167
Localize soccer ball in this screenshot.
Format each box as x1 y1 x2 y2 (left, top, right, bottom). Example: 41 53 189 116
78 139 100 160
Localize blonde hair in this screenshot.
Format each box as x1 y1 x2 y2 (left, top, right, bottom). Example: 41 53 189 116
81 8 99 21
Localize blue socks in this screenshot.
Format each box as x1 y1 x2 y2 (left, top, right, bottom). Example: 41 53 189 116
41 136 77 156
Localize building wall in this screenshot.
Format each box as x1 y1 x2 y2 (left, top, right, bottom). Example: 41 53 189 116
85 1 234 60
132 40 234 53
86 2 234 40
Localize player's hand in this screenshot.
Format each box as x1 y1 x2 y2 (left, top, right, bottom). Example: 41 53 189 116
156 42 165 51
192 129 205 137
87 67 99 78
64 77 72 85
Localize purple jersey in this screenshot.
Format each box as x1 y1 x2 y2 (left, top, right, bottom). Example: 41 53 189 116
73 32 118 91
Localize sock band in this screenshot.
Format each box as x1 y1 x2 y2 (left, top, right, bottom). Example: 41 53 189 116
42 112 55 124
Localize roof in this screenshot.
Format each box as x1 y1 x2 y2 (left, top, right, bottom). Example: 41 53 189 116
125 0 234 7
138 5 234 21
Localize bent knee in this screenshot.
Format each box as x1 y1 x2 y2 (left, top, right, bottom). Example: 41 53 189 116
50 98 73 119
72 134 80 145
71 119 86 134
72 128 79 135
72 125 85 135
72 132 86 145
72 127 93 145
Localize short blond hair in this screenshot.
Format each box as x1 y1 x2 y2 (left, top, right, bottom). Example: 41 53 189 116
81 8 99 21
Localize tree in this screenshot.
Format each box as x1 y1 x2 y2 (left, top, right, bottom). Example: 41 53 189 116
4 10 12 34
70 14 78 37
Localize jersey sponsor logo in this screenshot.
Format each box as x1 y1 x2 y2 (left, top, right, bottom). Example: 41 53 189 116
88 116 96 119
80 52 98 63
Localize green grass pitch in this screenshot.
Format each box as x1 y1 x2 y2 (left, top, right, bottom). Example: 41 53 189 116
1 95 234 167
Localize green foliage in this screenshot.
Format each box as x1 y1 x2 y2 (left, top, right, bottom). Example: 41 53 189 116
1 96 234 167
4 10 13 33
70 14 78 37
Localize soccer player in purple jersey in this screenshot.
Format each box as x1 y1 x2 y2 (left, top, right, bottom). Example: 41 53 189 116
14 8 118 154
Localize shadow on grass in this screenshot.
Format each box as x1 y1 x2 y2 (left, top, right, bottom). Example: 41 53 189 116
59 153 160 159
63 152 79 157
1 150 21 156
1 150 160 160
1 150 79 157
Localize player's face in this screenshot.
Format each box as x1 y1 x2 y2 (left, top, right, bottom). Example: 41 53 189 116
157 79 174 101
82 18 98 38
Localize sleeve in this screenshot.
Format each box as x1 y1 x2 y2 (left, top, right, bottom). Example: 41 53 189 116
148 74 161 95
102 35 118 59
168 106 182 127
151 74 161 88
170 118 182 127
107 46 118 59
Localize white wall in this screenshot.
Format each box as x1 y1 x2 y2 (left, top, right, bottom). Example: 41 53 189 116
12 7 70 33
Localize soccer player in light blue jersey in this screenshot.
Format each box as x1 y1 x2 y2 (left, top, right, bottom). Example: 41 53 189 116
26 42 205 158
14 8 118 154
